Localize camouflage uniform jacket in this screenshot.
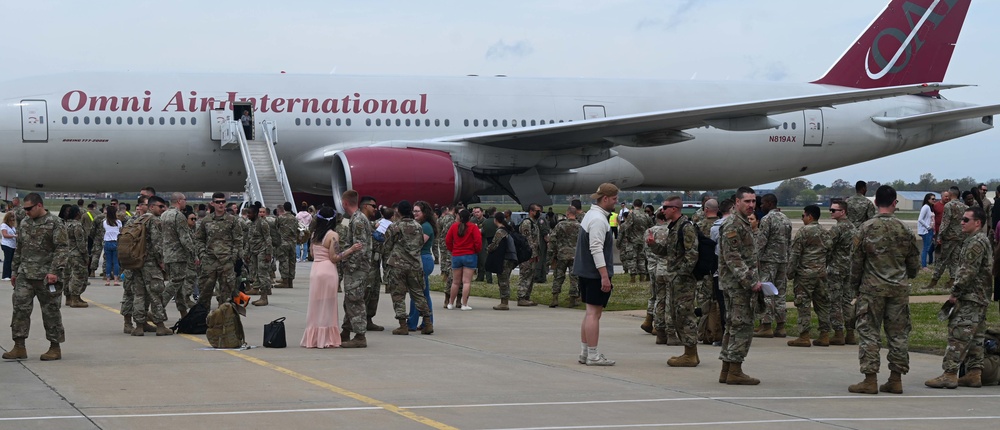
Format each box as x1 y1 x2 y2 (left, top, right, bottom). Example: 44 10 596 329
940 199 967 241
951 231 992 306
537 218 551 248
645 224 668 273
336 217 350 261
343 211 373 273
161 208 198 263
383 217 423 271
276 213 299 248
827 218 856 276
12 211 68 280
549 218 580 261
12 206 26 224
195 212 243 262
80 207 94 237
787 223 831 280
718 211 759 291
757 210 791 263
245 217 273 257
659 216 698 277
437 214 456 250
138 213 164 267
487 227 510 254
691 208 705 224
849 213 920 297
65 219 88 260
697 215 718 238
846 193 876 227
519 217 540 259
91 213 106 241
265 216 281 248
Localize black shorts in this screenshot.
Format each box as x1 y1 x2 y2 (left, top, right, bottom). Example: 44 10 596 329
579 276 612 308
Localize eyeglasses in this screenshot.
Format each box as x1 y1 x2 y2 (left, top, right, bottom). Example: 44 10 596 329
829 208 843 212
213 200 226 204
188 217 198 221
961 217 971 223
22 204 38 212
662 205 681 210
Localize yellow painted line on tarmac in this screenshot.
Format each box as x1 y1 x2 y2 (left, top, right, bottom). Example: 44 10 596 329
91 300 458 430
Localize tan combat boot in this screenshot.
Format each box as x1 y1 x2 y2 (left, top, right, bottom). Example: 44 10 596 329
123 315 134 334
773 322 787 338
667 345 700 367
63 295 76 307
845 329 857 345
132 324 145 336
366 318 384 331
517 298 537 306
341 327 352 342
71 295 89 308
549 293 560 308
421 320 434 335
568 296 579 307
880 370 903 394
753 323 773 338
391 319 409 335
630 274 636 283
829 330 846 345
252 293 269 306
39 342 61 361
443 292 451 308
925 278 938 290
924 372 958 389
719 361 731 383
848 373 878 394
143 321 157 332
155 322 173 336
958 369 982 388
247 287 262 295
640 314 654 334
812 331 830 347
666 330 682 346
787 332 811 347
655 330 669 345
342 333 367 348
493 298 509 311
726 362 760 385
2 338 27 360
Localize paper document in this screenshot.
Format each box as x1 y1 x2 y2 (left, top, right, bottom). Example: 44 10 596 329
376 219 391 234
761 282 779 296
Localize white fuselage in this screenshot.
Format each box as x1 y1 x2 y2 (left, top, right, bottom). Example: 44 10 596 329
0 73 989 195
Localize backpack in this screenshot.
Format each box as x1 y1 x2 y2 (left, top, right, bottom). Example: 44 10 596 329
171 303 209 334
206 302 246 348
117 217 150 270
509 229 533 264
677 220 718 280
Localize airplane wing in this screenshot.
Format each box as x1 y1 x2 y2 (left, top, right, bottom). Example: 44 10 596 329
426 83 967 150
871 104 1000 129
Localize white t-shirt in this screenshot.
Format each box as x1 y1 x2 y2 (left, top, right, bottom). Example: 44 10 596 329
104 220 123 242
0 223 15 248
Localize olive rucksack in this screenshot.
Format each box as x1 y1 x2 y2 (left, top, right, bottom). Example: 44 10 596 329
509 229 533 264
206 302 246 348
117 216 151 270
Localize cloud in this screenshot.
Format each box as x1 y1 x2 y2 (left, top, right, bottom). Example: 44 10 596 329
485 39 534 60
744 59 789 82
635 0 703 32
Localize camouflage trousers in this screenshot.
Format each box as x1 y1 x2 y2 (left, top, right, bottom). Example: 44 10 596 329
366 263 381 319
388 267 430 321
496 260 517 299
197 259 236 308
11 278 65 343
132 263 167 325
719 287 755 363
652 271 670 330
942 300 988 373
668 274 699 347
163 261 196 314
248 254 272 295
792 276 831 335
89 241 103 273
439 248 452 278
517 260 536 300
759 261 788 324
121 269 136 316
550 258 578 296
619 248 635 273
276 244 296 281
827 272 855 331
341 271 368 335
66 256 88 296
932 239 961 283
856 294 911 375
633 250 648 276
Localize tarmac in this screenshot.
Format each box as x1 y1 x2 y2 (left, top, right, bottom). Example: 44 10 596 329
1 261 998 430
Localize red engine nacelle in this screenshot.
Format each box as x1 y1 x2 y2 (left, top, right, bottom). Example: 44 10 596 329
331 147 482 212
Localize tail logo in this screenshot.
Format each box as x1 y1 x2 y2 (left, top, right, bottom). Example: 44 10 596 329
865 0 958 80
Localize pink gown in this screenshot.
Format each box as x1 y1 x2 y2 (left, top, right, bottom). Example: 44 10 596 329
300 240 341 348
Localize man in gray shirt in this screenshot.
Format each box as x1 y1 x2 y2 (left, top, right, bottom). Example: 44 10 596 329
573 183 619 366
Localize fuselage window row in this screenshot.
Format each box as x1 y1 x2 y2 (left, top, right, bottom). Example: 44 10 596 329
62 116 199 126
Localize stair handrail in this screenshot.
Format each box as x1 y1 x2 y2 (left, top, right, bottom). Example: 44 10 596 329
259 120 294 208
233 121 264 206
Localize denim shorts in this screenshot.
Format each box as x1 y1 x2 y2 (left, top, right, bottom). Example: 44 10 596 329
451 254 478 269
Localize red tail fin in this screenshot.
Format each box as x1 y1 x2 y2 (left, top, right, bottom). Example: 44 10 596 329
812 0 970 88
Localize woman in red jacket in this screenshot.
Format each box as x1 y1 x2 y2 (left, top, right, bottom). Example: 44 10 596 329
445 209 482 310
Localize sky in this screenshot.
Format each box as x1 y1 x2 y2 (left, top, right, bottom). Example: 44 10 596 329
2 0 997 190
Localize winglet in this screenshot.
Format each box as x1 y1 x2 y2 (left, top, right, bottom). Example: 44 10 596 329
812 0 971 88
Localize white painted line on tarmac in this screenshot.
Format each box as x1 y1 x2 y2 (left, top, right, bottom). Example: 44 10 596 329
480 416 1000 430
0 406 381 422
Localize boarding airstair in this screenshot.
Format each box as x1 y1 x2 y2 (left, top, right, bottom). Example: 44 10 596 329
220 120 294 210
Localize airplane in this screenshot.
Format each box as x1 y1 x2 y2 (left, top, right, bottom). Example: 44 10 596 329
1 0 997 212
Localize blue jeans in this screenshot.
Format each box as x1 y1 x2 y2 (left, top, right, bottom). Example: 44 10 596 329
295 241 309 260
409 253 435 329
104 241 120 279
920 232 934 267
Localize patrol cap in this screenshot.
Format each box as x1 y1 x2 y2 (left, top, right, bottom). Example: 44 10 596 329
590 183 619 201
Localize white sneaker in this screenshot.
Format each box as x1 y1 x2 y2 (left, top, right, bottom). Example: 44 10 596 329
578 354 587 364
586 353 616 366
461 305 472 311
1 278 9 281
447 303 454 310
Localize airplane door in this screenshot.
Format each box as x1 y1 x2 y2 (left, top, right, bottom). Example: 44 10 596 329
21 100 48 142
583 105 606 119
803 109 823 146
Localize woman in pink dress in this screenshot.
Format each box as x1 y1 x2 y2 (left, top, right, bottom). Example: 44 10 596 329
301 207 362 348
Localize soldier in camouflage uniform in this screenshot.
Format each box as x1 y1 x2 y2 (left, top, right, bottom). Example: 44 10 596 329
848 185 920 395
785 205 833 347
516 204 542 306
10 197 27 225
629 200 652 282
3 194 69 361
359 197 382 332
195 193 243 309
616 211 636 279
488 214 519 310
549 206 581 307
755 194 791 338
533 213 551 283
718 186 763 385
246 204 274 306
130 196 173 337
89 205 106 276
63 206 90 308
339 191 374 347
160 193 200 319
274 203 299 289
827 200 857 345
929 187 967 290
383 200 433 335
648 196 701 366
845 181 877 228
119 198 147 334
926 207 993 389
646 211 674 343
696 199 722 344
437 206 456 305
264 207 281 282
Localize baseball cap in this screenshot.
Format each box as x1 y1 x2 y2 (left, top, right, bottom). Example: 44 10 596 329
590 183 620 201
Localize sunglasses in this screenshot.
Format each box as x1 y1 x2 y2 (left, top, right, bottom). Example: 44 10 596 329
829 208 843 212
961 217 972 223
213 200 226 204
